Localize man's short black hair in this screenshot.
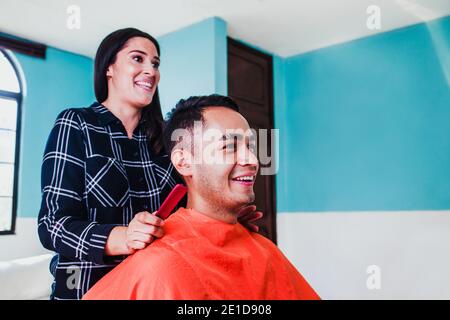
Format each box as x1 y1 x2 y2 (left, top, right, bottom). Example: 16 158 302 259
163 94 240 154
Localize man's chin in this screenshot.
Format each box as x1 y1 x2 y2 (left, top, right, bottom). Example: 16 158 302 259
232 194 255 209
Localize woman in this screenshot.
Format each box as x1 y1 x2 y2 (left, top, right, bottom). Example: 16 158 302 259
38 28 261 300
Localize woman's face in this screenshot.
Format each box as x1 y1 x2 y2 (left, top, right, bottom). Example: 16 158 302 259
106 36 160 108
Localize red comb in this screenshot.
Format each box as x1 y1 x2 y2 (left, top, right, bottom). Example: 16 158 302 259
155 184 187 219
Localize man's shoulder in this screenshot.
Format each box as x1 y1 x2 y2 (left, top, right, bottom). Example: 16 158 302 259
127 241 197 289
129 212 208 274
249 231 287 256
250 231 276 245
135 239 178 260
134 238 190 269
157 209 200 243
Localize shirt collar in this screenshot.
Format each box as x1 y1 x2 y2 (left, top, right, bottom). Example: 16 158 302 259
90 102 146 129
90 102 119 126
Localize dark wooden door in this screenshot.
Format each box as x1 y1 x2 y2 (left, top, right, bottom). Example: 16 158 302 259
227 38 277 243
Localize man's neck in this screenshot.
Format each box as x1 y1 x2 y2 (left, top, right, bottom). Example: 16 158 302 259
186 191 238 224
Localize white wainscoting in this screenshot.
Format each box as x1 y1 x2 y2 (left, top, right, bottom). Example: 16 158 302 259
277 210 450 299
0 217 51 261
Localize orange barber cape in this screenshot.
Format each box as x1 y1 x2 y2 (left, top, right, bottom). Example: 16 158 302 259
83 208 320 300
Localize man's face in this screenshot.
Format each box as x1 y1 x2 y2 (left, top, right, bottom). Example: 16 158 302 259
190 107 259 212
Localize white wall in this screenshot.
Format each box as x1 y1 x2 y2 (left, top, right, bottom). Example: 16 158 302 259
277 210 450 299
0 217 51 261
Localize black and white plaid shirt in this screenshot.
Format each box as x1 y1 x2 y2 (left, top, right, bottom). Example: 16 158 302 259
38 102 182 300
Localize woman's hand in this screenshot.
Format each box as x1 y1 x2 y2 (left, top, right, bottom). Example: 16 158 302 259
237 205 263 232
126 211 165 253
105 211 165 256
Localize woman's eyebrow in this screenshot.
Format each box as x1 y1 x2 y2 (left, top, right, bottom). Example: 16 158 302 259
128 49 147 55
128 50 160 60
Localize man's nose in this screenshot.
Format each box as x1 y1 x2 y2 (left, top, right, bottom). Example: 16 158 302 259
237 145 259 167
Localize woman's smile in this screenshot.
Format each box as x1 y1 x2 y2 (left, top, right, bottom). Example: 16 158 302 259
134 77 155 92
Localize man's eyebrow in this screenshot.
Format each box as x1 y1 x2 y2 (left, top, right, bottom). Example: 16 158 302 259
128 50 160 60
221 133 244 141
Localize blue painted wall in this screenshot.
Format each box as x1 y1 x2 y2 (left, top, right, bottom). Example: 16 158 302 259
12 17 228 218
158 17 227 116
278 16 450 212
10 15 450 218
15 48 94 217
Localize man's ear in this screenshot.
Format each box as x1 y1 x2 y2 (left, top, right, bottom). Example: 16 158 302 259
171 148 192 177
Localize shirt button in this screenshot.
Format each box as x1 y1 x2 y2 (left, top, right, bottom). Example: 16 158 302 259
133 151 139 157
139 177 145 183
142 204 149 211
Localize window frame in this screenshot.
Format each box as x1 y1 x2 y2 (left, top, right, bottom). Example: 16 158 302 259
0 48 23 235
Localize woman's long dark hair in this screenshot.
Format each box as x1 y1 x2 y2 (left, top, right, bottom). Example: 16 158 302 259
94 28 165 154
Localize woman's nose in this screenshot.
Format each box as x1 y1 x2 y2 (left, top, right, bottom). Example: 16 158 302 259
143 62 158 75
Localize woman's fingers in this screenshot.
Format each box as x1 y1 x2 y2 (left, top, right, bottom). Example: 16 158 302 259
240 211 263 223
125 211 166 252
128 240 147 250
132 222 164 237
136 211 164 226
237 205 257 219
129 231 154 244
129 212 165 236
237 207 263 233
237 206 263 224
149 226 164 238
133 224 165 238
127 232 157 251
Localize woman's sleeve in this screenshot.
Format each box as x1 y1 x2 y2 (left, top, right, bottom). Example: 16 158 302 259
37 109 116 265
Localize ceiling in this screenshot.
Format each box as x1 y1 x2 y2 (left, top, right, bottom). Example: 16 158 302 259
1 0 449 58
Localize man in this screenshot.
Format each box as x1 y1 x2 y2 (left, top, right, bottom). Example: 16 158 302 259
83 94 319 300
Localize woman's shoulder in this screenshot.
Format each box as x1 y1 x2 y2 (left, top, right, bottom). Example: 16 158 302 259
53 102 101 126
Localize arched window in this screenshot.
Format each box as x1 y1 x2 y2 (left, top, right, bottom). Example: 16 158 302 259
0 49 23 234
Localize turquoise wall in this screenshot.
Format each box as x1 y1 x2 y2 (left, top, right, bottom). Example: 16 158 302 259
10 15 450 218
15 48 94 217
278 16 450 212
158 17 227 116
12 17 228 217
